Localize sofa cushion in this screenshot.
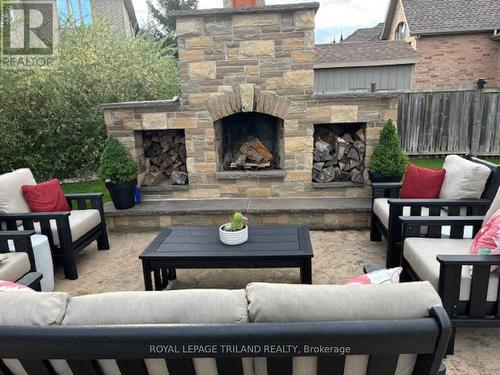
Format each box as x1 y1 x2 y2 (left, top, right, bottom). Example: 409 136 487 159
21 179 71 212
0 169 36 214
20 209 101 246
439 155 491 199
0 252 30 282
400 164 446 199
404 237 499 301
484 187 500 225
373 198 447 229
0 291 70 325
246 281 442 323
63 289 249 325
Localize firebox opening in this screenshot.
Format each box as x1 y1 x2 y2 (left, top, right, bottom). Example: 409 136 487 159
214 112 284 172
312 123 367 185
141 130 188 187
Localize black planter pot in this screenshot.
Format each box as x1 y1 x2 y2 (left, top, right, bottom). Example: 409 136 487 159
369 172 402 183
106 179 136 210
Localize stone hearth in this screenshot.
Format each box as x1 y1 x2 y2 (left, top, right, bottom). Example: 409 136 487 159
102 2 396 201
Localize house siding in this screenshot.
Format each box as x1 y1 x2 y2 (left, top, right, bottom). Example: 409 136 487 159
413 33 500 89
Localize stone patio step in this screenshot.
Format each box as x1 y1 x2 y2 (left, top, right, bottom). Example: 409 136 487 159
104 197 371 231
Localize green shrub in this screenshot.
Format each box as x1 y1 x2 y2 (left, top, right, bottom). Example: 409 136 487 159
98 137 138 184
368 120 408 178
224 212 248 231
0 21 179 181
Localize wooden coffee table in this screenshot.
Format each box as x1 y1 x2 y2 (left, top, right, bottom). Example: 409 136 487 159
139 225 313 290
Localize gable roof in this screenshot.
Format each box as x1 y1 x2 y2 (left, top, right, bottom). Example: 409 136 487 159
382 0 500 38
344 23 384 42
315 40 419 68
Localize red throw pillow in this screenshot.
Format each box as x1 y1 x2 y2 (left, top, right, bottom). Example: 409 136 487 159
21 179 71 212
399 164 446 199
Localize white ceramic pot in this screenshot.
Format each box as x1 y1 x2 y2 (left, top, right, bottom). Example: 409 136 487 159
219 224 248 246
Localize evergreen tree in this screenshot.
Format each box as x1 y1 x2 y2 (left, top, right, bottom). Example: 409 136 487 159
147 0 199 48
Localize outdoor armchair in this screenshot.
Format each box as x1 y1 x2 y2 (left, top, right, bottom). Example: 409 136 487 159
0 230 42 290
0 169 109 280
371 156 499 268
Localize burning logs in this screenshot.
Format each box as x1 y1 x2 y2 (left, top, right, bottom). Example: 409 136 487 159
312 127 366 184
228 138 274 170
142 130 188 186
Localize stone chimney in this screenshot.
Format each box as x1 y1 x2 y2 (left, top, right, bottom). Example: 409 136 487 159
223 0 266 8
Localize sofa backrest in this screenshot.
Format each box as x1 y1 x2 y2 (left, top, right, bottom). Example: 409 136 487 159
465 156 500 201
0 283 450 375
0 168 36 214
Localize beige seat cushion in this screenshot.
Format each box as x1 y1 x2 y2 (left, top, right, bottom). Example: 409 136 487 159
247 282 441 375
0 169 36 214
373 198 447 229
0 291 70 325
404 237 499 301
483 186 500 225
20 209 101 246
63 289 249 325
439 155 491 199
0 252 30 281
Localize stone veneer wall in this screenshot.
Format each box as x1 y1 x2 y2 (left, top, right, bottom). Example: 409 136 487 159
103 4 394 200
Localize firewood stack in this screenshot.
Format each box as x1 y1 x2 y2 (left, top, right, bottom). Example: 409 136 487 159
312 127 366 184
227 138 275 170
142 131 188 186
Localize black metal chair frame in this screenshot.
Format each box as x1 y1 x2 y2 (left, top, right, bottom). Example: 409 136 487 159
399 216 500 352
0 307 451 375
0 194 109 280
370 156 499 268
0 230 42 291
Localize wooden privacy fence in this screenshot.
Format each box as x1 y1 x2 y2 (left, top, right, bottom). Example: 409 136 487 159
397 89 500 156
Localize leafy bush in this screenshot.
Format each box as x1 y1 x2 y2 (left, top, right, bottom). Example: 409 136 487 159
368 120 408 178
224 212 248 231
0 21 179 180
98 137 138 184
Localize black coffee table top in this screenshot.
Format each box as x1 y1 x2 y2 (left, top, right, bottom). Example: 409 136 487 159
139 225 313 259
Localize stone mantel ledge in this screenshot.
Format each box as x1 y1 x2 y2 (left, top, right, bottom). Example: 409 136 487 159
100 99 180 111
168 2 320 18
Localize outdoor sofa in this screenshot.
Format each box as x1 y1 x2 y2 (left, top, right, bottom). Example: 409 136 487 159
0 169 109 280
0 230 42 290
397 187 500 351
0 282 451 375
370 156 499 268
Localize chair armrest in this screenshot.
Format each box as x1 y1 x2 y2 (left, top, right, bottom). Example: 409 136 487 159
371 183 402 200
437 255 500 266
65 193 104 213
0 212 70 220
0 230 36 272
401 216 484 241
388 198 491 207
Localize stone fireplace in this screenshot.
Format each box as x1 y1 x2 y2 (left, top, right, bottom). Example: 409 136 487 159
102 2 395 200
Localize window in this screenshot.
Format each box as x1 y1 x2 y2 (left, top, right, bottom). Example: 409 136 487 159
395 22 406 40
58 0 92 26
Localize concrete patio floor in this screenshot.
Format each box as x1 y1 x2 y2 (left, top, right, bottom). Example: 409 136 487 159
54 230 500 375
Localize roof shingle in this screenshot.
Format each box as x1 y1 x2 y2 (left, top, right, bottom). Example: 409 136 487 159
388 0 500 36
344 23 384 42
315 41 419 67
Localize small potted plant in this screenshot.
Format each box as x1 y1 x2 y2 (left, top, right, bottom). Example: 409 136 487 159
219 211 248 246
98 137 138 210
368 119 408 183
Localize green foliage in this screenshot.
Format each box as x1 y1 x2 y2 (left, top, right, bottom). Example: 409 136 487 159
61 180 111 203
98 137 138 184
147 0 199 49
224 212 248 231
0 21 179 181
368 120 408 178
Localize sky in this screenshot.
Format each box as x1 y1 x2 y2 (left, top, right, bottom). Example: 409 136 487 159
132 0 390 44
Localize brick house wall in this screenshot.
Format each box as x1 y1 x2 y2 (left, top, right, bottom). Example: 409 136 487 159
413 34 500 89
92 0 135 37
